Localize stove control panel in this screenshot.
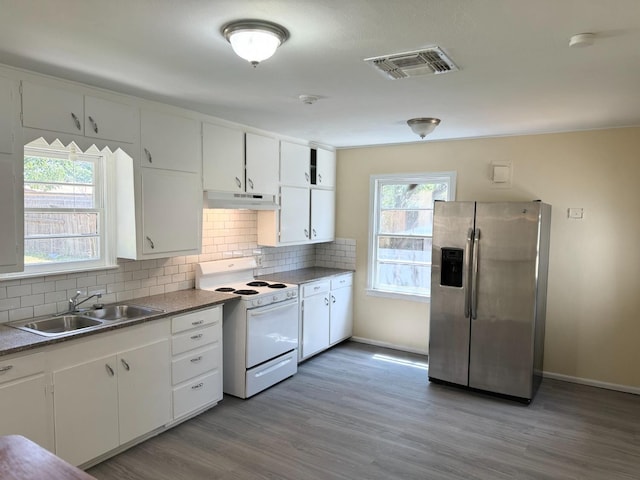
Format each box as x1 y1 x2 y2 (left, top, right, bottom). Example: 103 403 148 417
245 288 297 308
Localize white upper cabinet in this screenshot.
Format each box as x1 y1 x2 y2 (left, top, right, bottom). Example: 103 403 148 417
0 76 17 154
22 81 85 135
140 109 201 173
202 122 244 192
141 168 201 257
311 189 335 242
313 147 336 188
278 186 311 244
280 141 310 187
245 132 279 195
0 76 22 274
84 95 138 144
22 81 138 144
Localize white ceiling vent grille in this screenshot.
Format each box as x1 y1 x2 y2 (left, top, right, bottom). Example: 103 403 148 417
364 46 459 80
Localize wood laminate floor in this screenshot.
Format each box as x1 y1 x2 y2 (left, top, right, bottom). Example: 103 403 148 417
88 341 640 480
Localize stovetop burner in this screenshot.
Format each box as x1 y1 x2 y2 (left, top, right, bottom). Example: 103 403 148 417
233 289 259 295
246 281 269 287
215 287 236 292
268 283 287 289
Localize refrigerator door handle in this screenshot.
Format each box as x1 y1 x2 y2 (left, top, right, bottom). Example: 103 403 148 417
471 229 481 319
464 228 474 318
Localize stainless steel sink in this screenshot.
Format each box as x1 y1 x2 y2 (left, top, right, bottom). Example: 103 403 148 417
11 315 104 337
83 304 164 321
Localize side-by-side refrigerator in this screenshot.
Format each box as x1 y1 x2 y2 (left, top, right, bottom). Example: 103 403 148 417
428 201 551 402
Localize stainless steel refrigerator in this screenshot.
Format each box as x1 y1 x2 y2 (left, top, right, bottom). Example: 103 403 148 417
428 201 551 402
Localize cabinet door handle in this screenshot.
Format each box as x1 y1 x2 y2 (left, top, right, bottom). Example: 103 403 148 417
324 297 329 306
88 115 98 133
0 365 13 374
312 228 317 238
332 295 336 304
146 236 155 249
71 112 81 130
190 333 203 340
105 364 115 377
191 320 204 326
318 174 322 183
121 359 131 371
235 177 242 189
247 178 254 190
305 172 309 183
190 356 203 363
191 382 204 390
144 148 153 163
304 228 309 238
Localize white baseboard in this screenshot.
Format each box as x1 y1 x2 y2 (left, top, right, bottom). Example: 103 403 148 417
543 371 640 396
350 336 428 356
351 337 639 396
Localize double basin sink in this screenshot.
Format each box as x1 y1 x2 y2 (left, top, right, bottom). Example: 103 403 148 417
9 305 165 338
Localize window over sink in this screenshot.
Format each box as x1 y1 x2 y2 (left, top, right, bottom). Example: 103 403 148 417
367 171 456 301
8 137 120 277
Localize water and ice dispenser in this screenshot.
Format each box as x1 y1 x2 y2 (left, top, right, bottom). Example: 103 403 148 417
441 248 463 287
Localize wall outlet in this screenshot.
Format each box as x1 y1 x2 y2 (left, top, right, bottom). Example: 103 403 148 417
568 207 584 219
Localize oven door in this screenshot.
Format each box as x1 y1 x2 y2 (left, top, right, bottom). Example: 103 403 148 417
246 298 299 368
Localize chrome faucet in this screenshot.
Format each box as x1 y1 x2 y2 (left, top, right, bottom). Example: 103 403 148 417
68 290 103 313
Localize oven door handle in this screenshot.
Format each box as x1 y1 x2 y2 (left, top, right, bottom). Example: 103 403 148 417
247 298 298 316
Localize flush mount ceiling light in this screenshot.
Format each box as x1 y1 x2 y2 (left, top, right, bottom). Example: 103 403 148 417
407 118 441 139
222 20 289 67
569 33 595 48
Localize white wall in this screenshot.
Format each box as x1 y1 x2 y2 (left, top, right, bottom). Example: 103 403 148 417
335 127 640 389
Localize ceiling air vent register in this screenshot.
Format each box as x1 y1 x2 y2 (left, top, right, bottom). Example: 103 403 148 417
365 46 459 80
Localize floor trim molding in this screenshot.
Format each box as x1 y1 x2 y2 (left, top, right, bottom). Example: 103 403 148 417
350 337 639 396
350 336 428 356
542 371 640 396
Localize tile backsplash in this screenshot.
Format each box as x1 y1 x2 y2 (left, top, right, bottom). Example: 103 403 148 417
0 209 356 324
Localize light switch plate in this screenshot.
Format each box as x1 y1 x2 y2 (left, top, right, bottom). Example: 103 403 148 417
568 208 584 219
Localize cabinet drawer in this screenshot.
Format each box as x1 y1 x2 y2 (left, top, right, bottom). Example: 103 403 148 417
0 352 45 385
172 344 220 385
331 274 353 290
173 371 222 419
171 307 221 334
172 323 221 356
302 281 330 298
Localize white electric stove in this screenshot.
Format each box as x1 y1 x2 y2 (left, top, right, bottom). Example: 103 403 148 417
196 258 299 398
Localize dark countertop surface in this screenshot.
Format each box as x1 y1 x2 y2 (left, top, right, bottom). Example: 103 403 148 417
256 267 354 285
0 289 238 358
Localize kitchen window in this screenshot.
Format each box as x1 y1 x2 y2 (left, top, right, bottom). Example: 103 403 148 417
367 171 456 301
19 138 117 276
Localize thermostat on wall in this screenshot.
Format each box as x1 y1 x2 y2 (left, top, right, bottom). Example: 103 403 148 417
490 161 512 187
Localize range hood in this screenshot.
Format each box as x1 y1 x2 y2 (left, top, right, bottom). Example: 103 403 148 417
204 191 279 210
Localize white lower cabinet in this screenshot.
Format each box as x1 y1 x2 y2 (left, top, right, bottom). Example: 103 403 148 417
50 320 171 467
300 273 353 361
300 280 331 360
170 306 223 421
0 352 51 450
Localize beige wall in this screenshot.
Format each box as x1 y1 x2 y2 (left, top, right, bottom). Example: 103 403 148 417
336 127 640 389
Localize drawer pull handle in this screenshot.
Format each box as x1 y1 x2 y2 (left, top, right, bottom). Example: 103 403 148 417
0 365 13 374
190 356 203 363
191 320 204 326
144 147 153 163
191 382 204 390
121 359 131 371
324 297 329 306
105 364 115 377
190 334 203 340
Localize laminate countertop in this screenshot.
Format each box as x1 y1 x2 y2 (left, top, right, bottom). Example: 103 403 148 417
256 267 353 285
0 289 238 358
0 435 96 480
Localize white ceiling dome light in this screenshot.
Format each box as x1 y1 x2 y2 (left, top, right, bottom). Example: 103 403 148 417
222 20 289 67
407 118 441 139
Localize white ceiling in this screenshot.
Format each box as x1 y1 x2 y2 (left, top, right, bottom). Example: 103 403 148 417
1 0 639 148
